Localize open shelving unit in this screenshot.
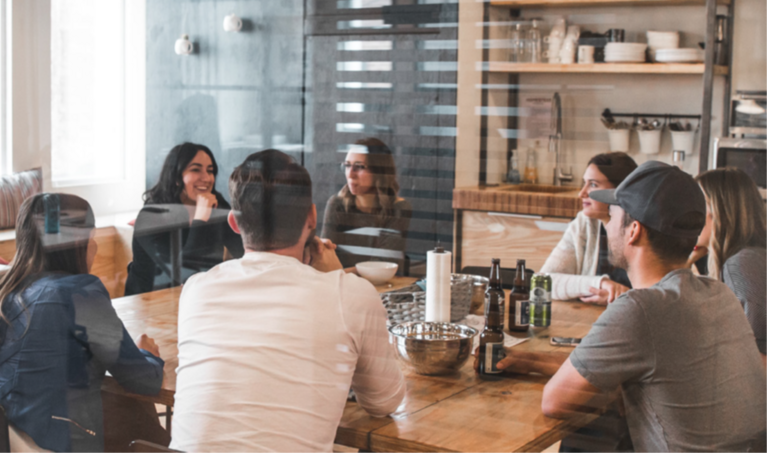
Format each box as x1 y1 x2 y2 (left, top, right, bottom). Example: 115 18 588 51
476 0 734 183
487 62 729 74
490 0 729 6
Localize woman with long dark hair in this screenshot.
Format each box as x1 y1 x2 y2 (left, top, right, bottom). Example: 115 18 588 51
321 138 411 269
0 194 164 452
124 142 244 295
694 168 766 355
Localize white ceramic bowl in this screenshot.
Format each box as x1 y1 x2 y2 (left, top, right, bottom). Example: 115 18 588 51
356 261 398 285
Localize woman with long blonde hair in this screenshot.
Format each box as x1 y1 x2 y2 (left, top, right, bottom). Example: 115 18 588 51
694 168 766 355
321 138 411 269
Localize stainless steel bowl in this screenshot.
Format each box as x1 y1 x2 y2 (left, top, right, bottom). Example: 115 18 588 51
388 322 478 376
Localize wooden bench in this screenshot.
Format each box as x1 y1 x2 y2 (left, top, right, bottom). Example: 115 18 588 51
0 213 135 299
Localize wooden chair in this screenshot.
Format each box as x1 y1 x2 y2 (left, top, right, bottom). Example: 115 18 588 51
460 265 535 289
130 439 180 452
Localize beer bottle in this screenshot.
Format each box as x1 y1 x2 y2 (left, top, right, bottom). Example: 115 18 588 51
509 259 530 332
479 258 505 379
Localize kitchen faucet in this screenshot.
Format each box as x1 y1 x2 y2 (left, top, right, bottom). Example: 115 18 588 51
549 92 573 186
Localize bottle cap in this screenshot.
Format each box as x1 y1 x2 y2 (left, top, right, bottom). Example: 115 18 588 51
435 247 445 253
492 258 500 264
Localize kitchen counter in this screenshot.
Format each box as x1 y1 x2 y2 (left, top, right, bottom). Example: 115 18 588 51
452 184 582 272
453 183 582 218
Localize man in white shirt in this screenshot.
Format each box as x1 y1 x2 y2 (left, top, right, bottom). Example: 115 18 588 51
170 150 406 452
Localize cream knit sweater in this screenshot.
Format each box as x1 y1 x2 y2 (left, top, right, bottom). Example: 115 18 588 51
540 211 608 300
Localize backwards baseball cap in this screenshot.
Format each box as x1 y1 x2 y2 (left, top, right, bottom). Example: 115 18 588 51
589 161 706 238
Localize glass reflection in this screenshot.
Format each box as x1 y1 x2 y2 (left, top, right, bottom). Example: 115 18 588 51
321 138 412 272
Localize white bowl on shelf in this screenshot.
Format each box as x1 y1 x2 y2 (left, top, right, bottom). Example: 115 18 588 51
605 42 647 52
647 30 680 48
605 43 648 63
655 48 704 63
356 261 398 285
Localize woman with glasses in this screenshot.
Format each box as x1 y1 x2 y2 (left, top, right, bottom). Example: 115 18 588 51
321 137 412 270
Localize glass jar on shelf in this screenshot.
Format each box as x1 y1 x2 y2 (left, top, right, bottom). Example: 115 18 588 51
509 23 525 63
526 19 543 63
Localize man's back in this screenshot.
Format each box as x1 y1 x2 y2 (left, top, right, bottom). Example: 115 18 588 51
170 252 405 452
570 269 766 452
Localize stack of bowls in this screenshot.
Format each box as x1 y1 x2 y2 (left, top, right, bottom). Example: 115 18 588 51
646 31 680 62
604 43 647 63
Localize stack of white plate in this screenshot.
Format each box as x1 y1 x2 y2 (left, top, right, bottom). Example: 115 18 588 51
647 30 680 61
655 48 704 63
604 42 647 63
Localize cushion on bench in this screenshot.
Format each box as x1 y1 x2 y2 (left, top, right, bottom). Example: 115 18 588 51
0 168 43 229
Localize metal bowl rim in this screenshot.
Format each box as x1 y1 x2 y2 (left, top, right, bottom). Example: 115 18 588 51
388 321 478 340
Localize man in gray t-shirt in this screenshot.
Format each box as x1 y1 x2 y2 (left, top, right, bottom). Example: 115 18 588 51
489 162 766 452
570 268 765 451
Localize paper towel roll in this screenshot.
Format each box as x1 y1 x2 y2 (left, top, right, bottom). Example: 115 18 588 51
425 248 452 322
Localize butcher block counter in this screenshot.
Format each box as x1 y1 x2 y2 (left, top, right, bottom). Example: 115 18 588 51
453 184 582 273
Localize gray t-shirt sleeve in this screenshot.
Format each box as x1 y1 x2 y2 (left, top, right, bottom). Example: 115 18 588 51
570 295 654 391
722 248 767 354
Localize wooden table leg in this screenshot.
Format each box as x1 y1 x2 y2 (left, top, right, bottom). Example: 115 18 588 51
165 406 172 435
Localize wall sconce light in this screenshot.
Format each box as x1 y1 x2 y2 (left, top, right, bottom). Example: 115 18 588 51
223 14 243 32
174 34 193 55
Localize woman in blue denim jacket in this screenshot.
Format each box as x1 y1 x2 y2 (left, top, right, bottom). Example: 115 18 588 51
0 194 164 452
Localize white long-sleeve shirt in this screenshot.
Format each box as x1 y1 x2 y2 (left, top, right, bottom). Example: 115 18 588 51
170 252 405 452
540 211 608 300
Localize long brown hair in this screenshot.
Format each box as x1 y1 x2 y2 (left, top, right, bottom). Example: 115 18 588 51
339 137 400 217
144 142 221 205
696 168 767 279
0 194 95 324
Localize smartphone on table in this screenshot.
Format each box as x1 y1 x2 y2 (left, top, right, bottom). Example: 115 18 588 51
550 337 582 347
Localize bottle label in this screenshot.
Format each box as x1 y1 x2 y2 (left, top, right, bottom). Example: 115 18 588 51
515 300 530 326
484 342 505 374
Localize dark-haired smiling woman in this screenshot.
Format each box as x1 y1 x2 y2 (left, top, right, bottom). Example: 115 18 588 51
124 142 244 295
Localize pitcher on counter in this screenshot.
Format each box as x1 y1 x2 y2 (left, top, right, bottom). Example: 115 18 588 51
540 152 637 304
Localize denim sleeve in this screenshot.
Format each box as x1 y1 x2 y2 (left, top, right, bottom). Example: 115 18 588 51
73 277 165 395
108 328 165 395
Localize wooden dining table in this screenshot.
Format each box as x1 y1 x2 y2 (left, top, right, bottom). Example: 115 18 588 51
103 276 607 452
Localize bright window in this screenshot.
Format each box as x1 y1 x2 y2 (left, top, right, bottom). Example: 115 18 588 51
51 0 127 186
0 0 8 175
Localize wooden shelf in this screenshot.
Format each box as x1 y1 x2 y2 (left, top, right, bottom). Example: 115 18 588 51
490 0 729 7
487 62 729 75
